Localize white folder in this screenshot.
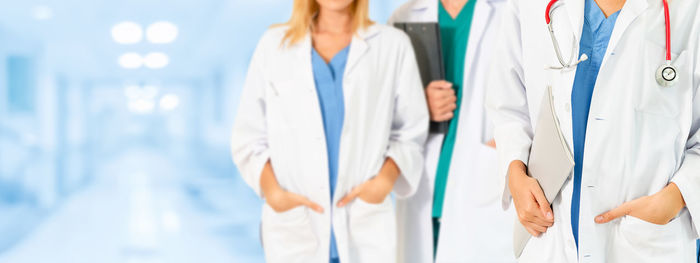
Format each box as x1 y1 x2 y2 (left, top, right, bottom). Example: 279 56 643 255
513 85 575 258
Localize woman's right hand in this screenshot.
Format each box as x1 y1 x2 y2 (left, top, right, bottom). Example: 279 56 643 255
265 187 324 213
508 160 554 237
260 161 324 213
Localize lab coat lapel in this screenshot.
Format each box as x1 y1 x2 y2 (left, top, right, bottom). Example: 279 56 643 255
462 0 496 92
345 25 378 77
601 0 650 67
550 0 585 154
457 0 495 143
564 0 585 45
294 33 327 144
411 0 438 22
295 33 315 85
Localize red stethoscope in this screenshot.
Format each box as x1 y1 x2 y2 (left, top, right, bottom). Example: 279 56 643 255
545 0 677 87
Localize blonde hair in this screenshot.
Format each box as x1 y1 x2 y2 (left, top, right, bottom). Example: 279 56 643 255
279 0 374 45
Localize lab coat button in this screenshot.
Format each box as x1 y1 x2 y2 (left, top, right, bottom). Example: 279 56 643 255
582 254 592 262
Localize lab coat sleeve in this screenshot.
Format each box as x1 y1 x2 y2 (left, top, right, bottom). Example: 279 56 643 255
387 33 430 199
485 0 533 210
670 32 700 238
230 37 271 198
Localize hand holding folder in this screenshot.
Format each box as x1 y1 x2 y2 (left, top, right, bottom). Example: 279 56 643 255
393 22 449 133
512 85 575 257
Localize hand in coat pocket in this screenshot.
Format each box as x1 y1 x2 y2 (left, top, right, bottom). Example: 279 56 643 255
260 161 324 213
337 158 400 207
595 182 686 225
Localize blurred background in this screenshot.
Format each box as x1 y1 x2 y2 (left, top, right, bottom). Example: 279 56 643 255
0 1 409 262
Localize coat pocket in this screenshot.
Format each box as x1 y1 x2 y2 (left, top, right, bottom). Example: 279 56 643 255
611 214 689 262
261 205 317 263
348 198 396 263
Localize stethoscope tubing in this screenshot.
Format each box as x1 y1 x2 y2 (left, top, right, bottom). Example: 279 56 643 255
545 0 674 76
663 0 671 62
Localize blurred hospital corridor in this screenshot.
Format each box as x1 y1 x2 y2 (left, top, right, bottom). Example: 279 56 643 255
0 146 263 263
0 0 408 262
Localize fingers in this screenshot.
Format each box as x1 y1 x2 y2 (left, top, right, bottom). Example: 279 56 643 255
426 82 455 101
523 221 548 236
517 206 553 229
437 98 458 111
337 185 363 208
301 198 324 213
531 185 554 222
288 193 324 213
525 213 554 227
433 103 456 121
595 202 632 224
486 139 496 149
524 227 542 237
427 80 453 90
428 89 457 122
433 111 454 122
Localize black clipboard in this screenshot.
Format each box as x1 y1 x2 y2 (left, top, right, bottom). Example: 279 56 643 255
394 22 448 134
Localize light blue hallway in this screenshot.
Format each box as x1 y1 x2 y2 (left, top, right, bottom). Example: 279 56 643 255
0 1 407 262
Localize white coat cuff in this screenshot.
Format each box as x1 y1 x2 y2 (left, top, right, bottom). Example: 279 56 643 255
670 153 700 238
387 142 422 199
500 150 530 210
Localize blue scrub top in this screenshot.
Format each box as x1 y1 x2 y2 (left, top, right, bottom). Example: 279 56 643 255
570 0 620 248
311 45 350 261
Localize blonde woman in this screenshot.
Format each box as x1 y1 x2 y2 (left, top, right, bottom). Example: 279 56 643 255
230 0 429 262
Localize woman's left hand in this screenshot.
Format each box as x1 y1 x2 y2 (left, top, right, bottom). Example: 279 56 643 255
337 158 400 207
595 183 686 225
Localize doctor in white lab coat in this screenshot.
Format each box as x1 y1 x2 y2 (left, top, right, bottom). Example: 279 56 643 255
230 0 429 262
487 0 700 261
389 0 516 262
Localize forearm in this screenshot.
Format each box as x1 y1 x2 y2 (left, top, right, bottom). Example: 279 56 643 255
662 182 686 209
507 160 528 196
377 157 400 187
260 161 281 200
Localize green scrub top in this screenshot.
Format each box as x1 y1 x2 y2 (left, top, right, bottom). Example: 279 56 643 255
432 0 478 219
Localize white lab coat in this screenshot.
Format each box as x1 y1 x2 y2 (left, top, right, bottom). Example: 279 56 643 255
389 0 516 262
487 0 700 262
230 24 429 263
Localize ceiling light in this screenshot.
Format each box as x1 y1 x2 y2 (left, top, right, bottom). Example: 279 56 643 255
143 52 169 69
112 22 143 44
118 53 143 69
146 22 178 44
127 99 155 114
141 85 160 99
124 85 142 99
32 5 53 20
159 94 180 111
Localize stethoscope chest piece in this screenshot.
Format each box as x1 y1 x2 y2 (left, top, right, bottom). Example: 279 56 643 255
656 63 678 87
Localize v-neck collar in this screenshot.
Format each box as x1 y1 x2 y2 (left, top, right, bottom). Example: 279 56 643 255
585 0 621 32
312 45 350 67
438 0 475 21
312 45 350 80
